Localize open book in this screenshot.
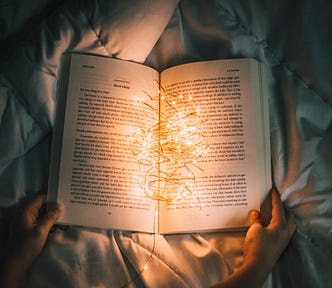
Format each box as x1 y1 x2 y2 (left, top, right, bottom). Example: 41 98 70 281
48 53 271 234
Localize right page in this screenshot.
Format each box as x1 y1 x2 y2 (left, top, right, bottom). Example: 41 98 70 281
158 59 271 234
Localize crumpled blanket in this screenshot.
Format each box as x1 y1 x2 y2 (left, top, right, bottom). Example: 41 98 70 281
0 0 332 287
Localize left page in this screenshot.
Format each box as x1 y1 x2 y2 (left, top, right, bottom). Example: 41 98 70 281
48 54 159 232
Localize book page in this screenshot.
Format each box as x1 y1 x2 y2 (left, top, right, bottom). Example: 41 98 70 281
49 54 159 232
158 59 270 233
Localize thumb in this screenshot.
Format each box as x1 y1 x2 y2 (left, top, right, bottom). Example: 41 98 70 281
249 210 264 226
38 202 64 233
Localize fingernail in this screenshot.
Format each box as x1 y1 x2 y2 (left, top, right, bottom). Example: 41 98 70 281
249 210 259 217
50 202 64 214
57 203 64 213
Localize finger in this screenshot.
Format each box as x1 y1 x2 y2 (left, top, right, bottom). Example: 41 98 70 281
270 189 286 226
21 195 46 226
38 202 64 234
22 195 46 213
249 210 264 226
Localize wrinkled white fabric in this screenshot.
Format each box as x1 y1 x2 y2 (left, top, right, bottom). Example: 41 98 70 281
0 0 332 287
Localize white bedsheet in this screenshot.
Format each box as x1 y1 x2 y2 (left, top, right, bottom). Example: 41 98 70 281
1 0 332 287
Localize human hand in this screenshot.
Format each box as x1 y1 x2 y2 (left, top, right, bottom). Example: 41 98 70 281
210 189 296 288
243 188 296 272
0 195 63 287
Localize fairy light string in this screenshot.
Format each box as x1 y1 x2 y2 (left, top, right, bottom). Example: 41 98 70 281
124 83 208 287
120 203 158 288
132 83 208 203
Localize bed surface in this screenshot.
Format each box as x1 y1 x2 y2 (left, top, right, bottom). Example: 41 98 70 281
1 0 332 287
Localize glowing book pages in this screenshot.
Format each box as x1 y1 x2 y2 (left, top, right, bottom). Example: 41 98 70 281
48 53 271 234
132 87 208 203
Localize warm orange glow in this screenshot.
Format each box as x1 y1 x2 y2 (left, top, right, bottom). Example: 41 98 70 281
132 85 208 202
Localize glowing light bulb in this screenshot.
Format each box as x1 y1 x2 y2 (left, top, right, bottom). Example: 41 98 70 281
186 139 192 145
